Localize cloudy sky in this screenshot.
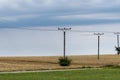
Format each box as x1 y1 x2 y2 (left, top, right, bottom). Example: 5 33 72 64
0 0 120 56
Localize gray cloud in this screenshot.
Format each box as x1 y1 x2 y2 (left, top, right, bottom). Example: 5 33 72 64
0 0 120 27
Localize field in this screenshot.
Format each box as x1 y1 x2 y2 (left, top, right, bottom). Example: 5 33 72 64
0 54 120 72
0 69 120 80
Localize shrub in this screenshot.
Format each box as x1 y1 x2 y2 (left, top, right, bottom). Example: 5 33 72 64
115 47 120 55
58 57 72 66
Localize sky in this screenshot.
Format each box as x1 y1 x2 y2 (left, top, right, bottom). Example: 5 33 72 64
0 0 120 56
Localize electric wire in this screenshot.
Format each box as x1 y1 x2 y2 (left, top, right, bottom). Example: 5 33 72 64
12 27 58 31
0 27 120 37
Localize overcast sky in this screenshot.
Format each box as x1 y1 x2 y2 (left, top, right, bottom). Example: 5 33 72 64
0 0 120 27
0 0 120 56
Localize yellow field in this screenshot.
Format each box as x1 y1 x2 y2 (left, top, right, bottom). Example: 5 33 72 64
0 54 120 72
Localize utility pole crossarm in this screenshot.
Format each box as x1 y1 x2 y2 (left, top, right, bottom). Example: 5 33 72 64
94 33 104 36
58 27 71 31
114 32 120 35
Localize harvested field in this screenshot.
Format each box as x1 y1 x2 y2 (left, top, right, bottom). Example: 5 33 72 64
0 54 120 72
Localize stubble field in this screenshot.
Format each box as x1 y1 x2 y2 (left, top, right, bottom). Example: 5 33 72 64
0 54 120 72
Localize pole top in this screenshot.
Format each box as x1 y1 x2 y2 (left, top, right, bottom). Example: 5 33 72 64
114 32 120 35
58 27 71 31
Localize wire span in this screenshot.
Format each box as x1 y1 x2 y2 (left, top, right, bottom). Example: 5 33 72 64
0 27 118 34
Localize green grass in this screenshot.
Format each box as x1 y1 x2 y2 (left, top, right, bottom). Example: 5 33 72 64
0 68 120 80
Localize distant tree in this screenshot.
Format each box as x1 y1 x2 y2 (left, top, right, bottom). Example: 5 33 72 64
115 47 120 55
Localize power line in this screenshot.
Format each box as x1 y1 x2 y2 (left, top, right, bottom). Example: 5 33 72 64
3 27 118 36
0 27 58 31
70 30 113 33
1 27 119 34
14 27 58 31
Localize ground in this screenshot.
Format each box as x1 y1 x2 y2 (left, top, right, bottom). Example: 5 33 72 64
0 54 120 71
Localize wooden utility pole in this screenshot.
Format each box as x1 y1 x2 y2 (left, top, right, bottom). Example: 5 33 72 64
114 32 120 47
94 33 104 60
58 27 71 58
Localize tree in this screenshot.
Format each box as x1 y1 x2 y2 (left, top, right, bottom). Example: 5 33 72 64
115 47 120 55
